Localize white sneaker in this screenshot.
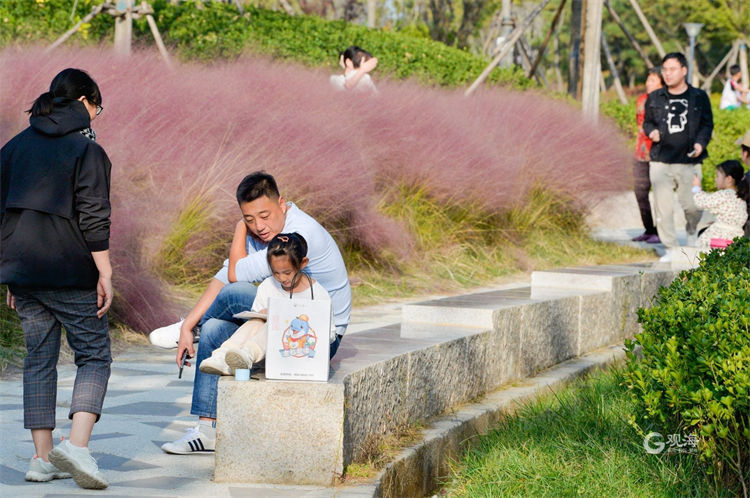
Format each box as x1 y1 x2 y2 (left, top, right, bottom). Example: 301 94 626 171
659 251 673 263
48 440 107 490
225 347 253 371
25 455 71 482
149 320 183 348
198 350 232 376
161 425 215 454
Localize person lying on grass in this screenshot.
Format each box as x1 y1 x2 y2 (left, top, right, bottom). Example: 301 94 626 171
151 171 351 455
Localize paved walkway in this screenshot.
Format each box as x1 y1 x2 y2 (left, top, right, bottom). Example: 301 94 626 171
1 190 667 497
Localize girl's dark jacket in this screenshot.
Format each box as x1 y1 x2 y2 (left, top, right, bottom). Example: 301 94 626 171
0 99 111 289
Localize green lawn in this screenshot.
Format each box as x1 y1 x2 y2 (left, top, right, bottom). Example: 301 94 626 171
444 367 720 497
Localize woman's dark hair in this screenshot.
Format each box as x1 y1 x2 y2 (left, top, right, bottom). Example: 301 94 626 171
647 66 665 86
717 160 749 202
266 233 308 270
729 64 741 76
236 171 280 204
28 68 101 117
340 46 373 69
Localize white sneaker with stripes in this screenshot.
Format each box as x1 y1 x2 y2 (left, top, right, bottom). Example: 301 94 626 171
161 425 215 454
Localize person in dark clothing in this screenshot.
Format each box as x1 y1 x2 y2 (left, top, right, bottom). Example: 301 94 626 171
642 52 714 260
1 68 113 490
631 67 664 243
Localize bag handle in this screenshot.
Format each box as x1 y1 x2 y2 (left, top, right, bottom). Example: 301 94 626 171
288 272 314 299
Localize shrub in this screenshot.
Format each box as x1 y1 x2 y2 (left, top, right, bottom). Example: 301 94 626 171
1 47 632 332
624 238 750 493
0 0 532 89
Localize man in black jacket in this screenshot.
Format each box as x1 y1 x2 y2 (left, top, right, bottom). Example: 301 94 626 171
643 52 713 259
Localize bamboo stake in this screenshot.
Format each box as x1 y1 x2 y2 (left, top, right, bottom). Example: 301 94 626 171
740 40 749 99
465 0 552 96
702 45 735 91
627 0 664 58
527 0 567 79
146 13 173 68
45 3 106 53
601 32 627 104
603 0 651 68
519 36 551 89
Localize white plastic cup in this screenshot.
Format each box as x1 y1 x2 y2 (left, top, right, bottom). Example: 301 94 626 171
235 368 250 381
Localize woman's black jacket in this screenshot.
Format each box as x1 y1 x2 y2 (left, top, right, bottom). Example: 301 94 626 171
0 99 111 289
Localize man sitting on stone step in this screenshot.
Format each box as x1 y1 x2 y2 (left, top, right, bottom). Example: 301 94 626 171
152 171 351 454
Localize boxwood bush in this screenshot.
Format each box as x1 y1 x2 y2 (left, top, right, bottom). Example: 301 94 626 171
0 0 532 89
624 237 750 492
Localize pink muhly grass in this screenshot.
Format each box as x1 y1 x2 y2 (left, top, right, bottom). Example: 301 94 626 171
1 46 631 331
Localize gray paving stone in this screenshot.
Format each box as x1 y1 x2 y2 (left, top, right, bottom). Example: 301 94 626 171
101 401 190 416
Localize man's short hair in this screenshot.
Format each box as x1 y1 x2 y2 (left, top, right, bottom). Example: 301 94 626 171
662 52 688 68
236 171 280 204
743 144 750 156
730 64 741 76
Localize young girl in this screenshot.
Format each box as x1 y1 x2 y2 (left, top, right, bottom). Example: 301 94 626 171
198 232 333 375
692 160 749 252
329 45 378 93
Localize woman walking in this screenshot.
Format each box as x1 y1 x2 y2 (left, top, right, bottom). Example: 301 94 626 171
1 68 113 490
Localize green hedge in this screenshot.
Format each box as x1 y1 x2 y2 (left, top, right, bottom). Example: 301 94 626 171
624 238 750 492
0 0 532 89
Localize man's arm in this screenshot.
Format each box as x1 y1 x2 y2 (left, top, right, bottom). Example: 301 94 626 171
228 220 248 283
642 93 658 139
175 278 224 367
694 91 714 150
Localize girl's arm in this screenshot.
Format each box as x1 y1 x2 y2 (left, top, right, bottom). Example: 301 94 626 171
693 190 722 212
344 57 378 90
227 220 249 283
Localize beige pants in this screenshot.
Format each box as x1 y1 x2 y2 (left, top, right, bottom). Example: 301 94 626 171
217 319 267 363
649 161 702 248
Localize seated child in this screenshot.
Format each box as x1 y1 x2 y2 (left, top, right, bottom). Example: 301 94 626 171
329 45 378 93
692 160 749 252
198 232 332 375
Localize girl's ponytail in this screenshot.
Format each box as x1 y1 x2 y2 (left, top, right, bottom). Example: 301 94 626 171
717 160 749 202
28 91 55 117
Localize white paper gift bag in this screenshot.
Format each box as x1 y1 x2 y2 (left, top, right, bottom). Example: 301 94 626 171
265 294 332 382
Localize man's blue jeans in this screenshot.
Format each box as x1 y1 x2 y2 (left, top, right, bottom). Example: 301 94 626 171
191 282 257 419
190 281 345 419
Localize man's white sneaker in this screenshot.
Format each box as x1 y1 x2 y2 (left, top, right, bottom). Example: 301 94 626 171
48 440 107 490
198 351 232 376
25 456 71 482
149 320 184 349
659 252 673 263
161 425 215 454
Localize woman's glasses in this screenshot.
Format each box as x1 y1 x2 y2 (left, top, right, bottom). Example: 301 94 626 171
95 105 103 116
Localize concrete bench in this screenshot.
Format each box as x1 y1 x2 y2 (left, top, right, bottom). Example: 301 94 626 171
215 263 679 485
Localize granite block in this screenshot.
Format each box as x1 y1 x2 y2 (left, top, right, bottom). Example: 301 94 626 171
215 378 345 486
516 297 580 377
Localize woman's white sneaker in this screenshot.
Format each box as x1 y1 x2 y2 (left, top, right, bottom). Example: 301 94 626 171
48 440 108 490
161 425 215 454
25 456 71 482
